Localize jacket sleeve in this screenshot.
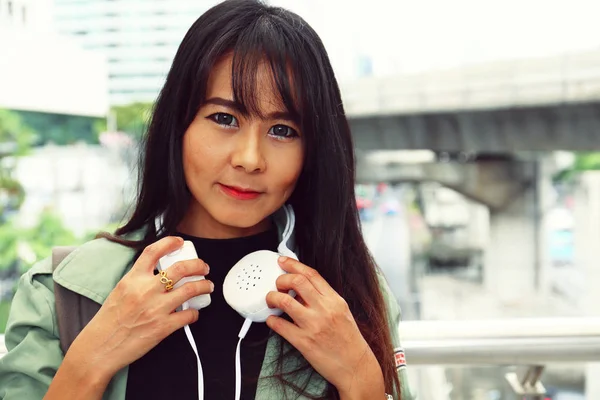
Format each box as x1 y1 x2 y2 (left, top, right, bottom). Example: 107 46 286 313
377 270 416 400
0 257 64 400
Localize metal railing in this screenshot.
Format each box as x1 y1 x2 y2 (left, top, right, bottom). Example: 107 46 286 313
399 317 600 366
399 317 600 398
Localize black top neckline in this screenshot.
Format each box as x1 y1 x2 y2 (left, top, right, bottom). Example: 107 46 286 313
176 228 276 244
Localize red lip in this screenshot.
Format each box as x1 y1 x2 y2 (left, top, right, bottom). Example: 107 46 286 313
219 184 263 200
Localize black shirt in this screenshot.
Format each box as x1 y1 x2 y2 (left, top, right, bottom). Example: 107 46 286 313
125 229 277 400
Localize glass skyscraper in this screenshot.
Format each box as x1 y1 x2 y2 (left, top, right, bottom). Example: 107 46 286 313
53 0 214 105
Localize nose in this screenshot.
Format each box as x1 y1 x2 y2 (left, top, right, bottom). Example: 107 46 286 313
230 127 266 173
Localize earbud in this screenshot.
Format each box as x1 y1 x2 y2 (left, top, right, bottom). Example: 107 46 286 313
158 241 211 310
223 204 297 321
223 250 291 322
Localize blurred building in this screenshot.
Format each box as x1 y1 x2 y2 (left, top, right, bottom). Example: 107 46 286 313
0 0 108 117
53 0 214 105
13 142 135 236
0 0 52 28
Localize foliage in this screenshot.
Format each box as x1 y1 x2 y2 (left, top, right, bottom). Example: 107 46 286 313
0 175 25 217
573 152 600 170
0 109 34 218
0 109 34 154
110 102 153 140
554 152 600 183
0 219 21 275
0 210 80 276
24 211 79 270
12 110 103 145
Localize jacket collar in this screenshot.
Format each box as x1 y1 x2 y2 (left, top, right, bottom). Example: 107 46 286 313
53 206 298 305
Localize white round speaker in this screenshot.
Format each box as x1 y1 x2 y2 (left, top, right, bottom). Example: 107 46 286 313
223 250 291 322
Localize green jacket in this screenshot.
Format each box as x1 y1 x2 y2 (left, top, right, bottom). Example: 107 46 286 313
0 237 413 399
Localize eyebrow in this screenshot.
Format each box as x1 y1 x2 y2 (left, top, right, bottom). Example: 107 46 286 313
204 97 296 123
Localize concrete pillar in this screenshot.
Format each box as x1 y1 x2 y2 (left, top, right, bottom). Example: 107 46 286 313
483 157 555 304
536 156 557 298
574 172 600 400
576 172 600 313
484 182 538 304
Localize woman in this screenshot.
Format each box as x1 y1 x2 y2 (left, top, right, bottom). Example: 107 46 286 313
0 1 412 399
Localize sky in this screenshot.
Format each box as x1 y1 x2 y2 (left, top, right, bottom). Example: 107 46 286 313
269 0 600 80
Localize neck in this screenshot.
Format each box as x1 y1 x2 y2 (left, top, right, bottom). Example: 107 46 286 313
177 202 272 239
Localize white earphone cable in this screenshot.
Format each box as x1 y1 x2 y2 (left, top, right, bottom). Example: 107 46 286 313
278 205 297 260
235 318 253 400
183 311 252 400
178 204 294 400
182 302 204 400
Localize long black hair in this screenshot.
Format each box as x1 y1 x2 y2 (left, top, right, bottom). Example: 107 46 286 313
106 0 401 397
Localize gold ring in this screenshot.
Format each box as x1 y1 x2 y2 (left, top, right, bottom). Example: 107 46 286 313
159 270 174 291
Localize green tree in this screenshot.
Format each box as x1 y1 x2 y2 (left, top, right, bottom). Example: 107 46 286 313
0 109 34 152
0 111 73 278
554 152 600 183
0 219 22 275
24 211 79 269
0 210 79 333
111 102 153 140
573 152 600 170
13 110 104 145
0 210 79 276
0 109 34 219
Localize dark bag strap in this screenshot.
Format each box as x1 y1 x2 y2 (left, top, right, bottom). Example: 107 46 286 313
51 246 102 355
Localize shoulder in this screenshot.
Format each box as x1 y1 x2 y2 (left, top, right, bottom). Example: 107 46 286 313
374 268 402 322
6 257 58 343
20 237 134 285
57 237 137 269
12 236 133 314
52 237 138 305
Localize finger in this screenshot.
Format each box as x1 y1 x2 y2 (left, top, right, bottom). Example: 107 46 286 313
266 315 304 350
295 294 306 306
275 274 320 306
136 236 184 272
266 291 308 324
164 279 214 312
159 259 209 287
167 308 199 332
278 257 334 296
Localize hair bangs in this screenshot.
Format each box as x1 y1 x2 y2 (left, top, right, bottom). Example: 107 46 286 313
229 15 304 125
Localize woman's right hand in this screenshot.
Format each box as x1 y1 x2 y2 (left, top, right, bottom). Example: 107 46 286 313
56 236 213 391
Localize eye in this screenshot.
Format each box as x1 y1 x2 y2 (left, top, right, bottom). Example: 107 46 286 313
268 124 298 139
208 112 238 128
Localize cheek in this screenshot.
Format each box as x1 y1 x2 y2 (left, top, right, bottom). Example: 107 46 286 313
273 149 304 193
182 133 201 179
182 127 219 176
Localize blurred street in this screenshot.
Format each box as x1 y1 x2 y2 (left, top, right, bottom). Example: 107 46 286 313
356 182 591 400
361 187 418 320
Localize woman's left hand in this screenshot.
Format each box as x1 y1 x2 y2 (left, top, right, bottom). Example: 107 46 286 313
265 256 385 399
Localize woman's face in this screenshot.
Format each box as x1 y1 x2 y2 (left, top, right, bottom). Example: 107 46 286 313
179 54 304 239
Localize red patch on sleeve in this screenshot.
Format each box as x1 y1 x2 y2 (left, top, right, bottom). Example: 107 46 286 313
394 348 407 369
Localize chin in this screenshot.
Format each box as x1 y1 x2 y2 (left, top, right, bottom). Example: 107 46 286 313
217 209 270 230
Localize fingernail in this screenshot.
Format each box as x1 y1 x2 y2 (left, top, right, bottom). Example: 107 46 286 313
205 263 210 273
278 256 288 264
177 237 184 243
209 281 215 292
